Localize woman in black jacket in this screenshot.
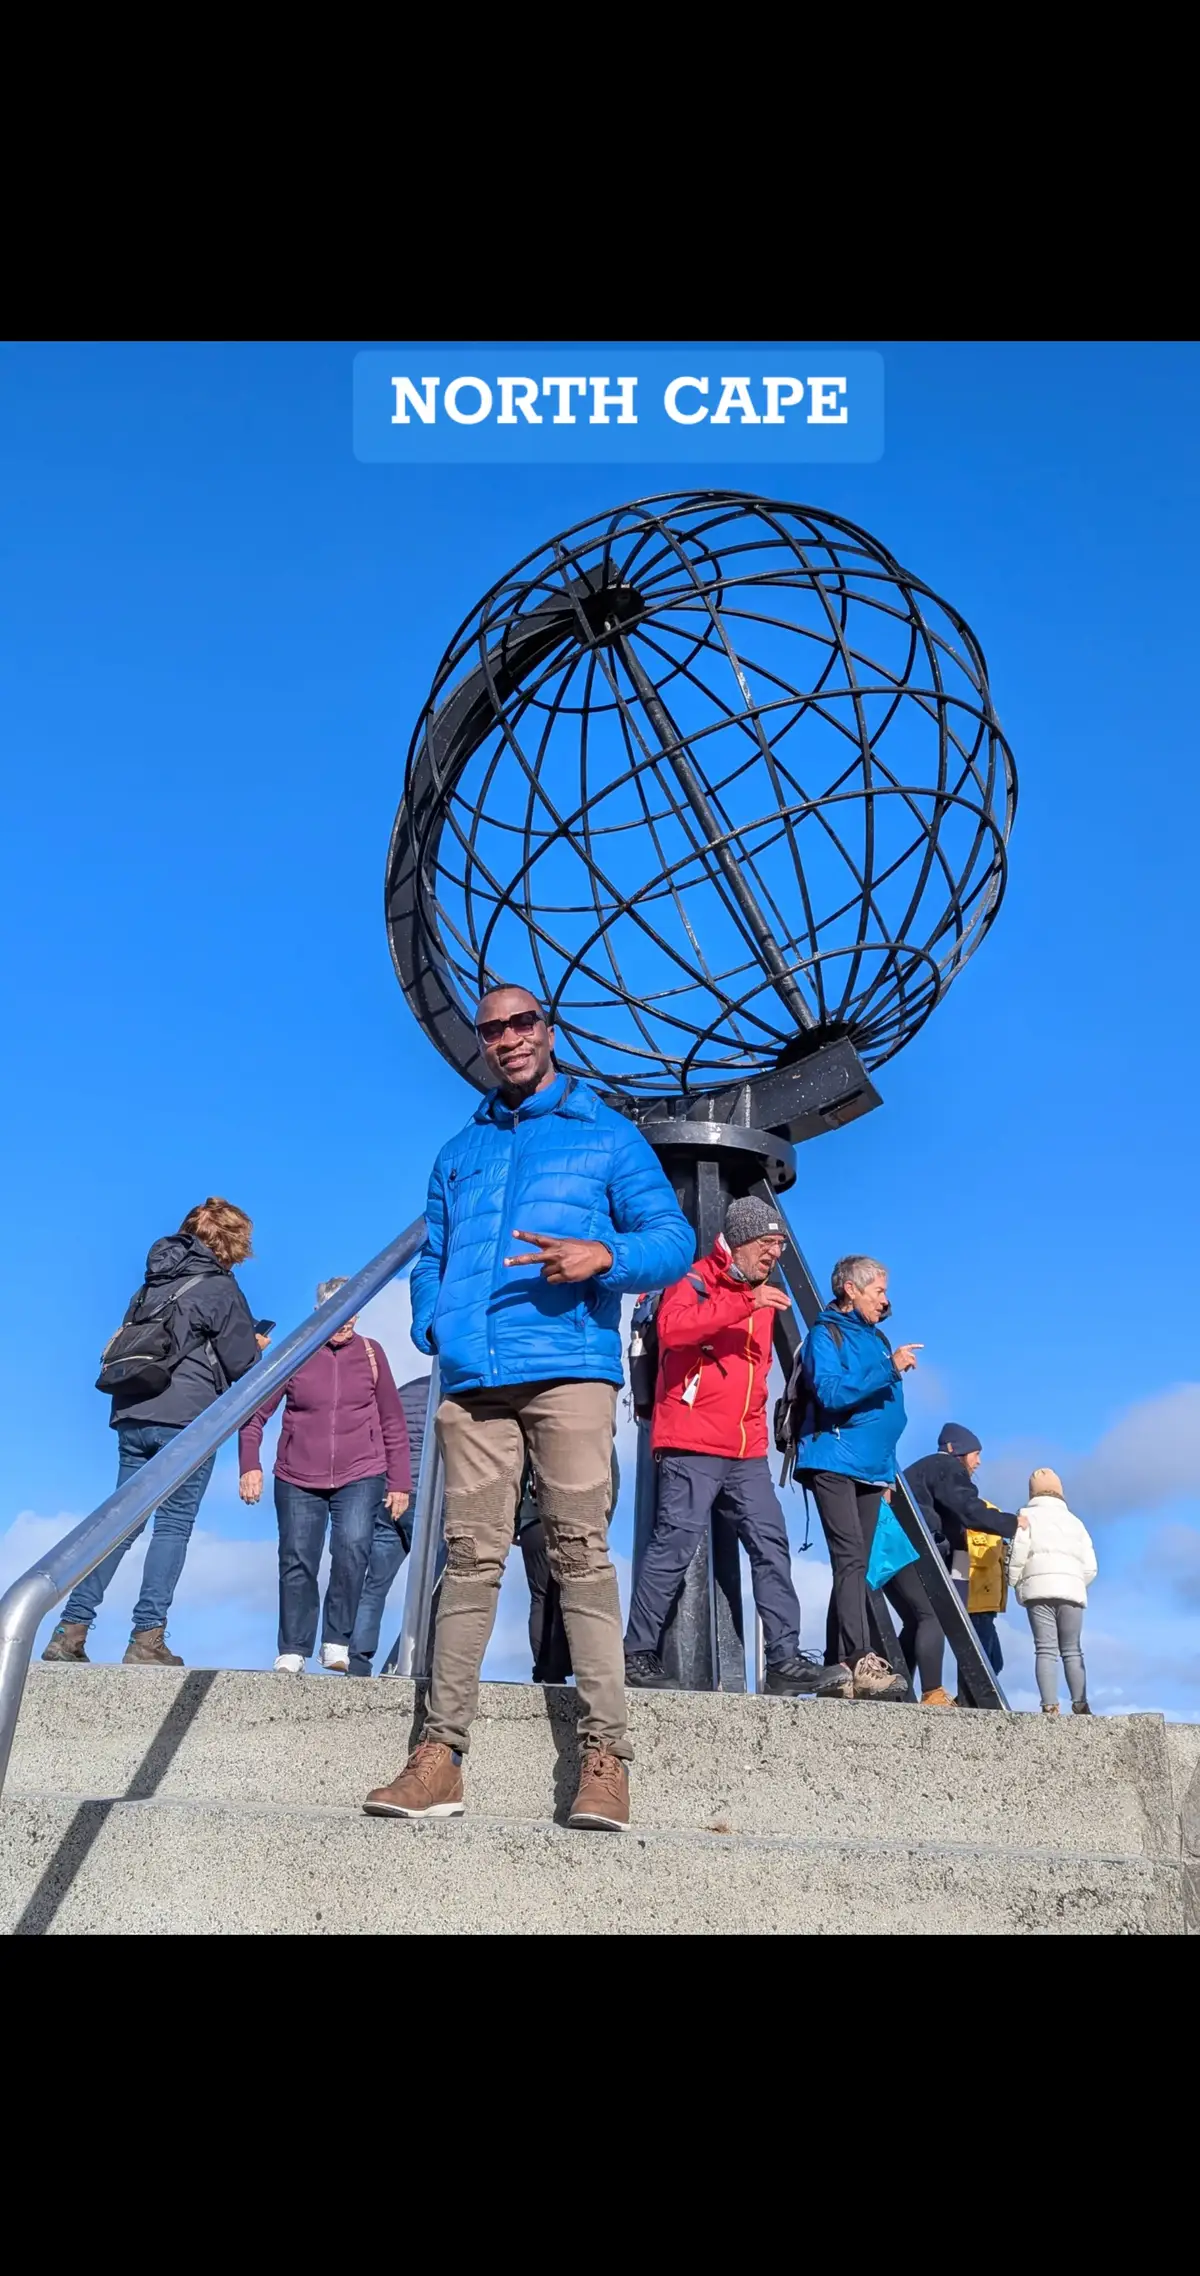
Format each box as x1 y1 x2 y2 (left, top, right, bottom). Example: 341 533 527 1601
43 1197 265 1669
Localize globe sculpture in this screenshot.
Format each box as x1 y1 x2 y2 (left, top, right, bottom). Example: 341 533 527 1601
386 491 1017 1704
386 490 1017 1125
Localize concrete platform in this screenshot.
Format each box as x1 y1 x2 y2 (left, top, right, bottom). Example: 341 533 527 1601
0 1793 1184 1937
8 1664 1186 1855
5 1666 1198 1933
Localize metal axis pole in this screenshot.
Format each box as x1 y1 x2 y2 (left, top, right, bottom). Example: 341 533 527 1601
632 1134 765 1692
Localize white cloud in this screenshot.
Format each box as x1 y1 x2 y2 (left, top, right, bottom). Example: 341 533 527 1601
1072 1385 1200 1518
0 1512 78 1595
980 1382 1200 1525
1144 1521 1200 1606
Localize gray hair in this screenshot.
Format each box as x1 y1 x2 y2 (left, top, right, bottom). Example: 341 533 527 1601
316 1277 350 1307
830 1254 887 1299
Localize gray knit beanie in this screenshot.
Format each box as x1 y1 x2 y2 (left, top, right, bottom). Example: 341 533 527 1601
724 1195 783 1247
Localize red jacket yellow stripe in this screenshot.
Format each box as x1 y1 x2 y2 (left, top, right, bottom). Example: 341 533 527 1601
651 1237 774 1460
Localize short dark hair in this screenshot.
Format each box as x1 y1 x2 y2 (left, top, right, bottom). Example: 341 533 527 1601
474 981 547 1022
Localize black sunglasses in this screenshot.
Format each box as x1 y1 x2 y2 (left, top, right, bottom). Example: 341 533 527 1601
475 1008 545 1044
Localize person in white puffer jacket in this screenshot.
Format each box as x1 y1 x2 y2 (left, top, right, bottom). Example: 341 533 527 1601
1008 1467 1098 1716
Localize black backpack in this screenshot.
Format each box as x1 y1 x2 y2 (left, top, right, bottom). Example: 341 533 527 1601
773 1318 845 1467
627 1272 708 1420
96 1275 215 1398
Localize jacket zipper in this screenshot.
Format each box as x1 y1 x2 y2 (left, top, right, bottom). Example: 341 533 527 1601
489 1106 520 1387
737 1314 756 1458
330 1343 339 1487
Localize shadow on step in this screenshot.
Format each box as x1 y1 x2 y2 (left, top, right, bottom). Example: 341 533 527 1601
14 1668 219 1936
542 1686 583 1824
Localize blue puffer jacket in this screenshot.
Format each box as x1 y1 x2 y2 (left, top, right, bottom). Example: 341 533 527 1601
410 1074 695 1396
791 1301 907 1485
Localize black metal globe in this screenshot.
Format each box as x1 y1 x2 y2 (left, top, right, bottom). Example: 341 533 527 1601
386 490 1017 1109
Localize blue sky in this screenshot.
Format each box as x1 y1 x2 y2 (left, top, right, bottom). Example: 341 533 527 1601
1 340 1197 1716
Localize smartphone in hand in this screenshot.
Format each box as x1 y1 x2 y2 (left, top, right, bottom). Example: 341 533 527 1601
254 1319 276 1336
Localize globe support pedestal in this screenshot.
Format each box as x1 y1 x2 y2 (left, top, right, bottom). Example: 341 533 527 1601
633 1121 1007 1710
634 1121 794 1693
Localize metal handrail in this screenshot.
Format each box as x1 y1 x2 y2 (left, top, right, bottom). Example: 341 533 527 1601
0 1215 428 1800
390 1360 444 1678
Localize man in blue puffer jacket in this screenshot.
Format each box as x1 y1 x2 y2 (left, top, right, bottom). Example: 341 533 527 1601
791 1252 923 1702
364 984 694 1834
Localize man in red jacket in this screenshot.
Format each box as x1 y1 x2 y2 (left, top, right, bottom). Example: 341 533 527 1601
624 1196 843 1698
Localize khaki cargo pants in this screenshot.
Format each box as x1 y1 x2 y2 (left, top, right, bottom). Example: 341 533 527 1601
424 1377 631 1761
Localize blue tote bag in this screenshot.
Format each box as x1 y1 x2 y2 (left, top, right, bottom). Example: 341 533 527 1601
866 1502 920 1591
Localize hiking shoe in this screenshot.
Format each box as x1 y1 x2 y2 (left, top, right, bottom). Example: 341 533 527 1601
764 1655 853 1700
274 1653 305 1674
1041 1702 1060 1716
851 1653 908 1702
320 1643 349 1673
363 1742 465 1819
42 1621 90 1664
123 1627 183 1666
568 1744 630 1831
920 1687 957 1708
624 1650 673 1690
1071 1700 1092 1715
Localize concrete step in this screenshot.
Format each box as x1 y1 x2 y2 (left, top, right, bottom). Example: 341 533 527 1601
1 1792 1185 1936
10 1663 1188 1863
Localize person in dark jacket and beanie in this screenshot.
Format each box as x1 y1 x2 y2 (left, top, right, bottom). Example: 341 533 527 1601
43 1198 265 1668
239 1279 412 1672
347 1372 428 1677
905 1424 1018 1685
623 1197 836 1697
792 1253 920 1702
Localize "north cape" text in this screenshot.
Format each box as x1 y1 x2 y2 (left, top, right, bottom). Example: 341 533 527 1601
389 372 850 428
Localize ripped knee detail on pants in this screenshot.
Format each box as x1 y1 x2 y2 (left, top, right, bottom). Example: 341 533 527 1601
538 1480 612 1581
443 1479 519 1576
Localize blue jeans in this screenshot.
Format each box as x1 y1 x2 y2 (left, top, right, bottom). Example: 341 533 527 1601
348 1507 411 1676
952 1576 1005 1680
972 1610 1004 1675
62 1423 216 1633
275 1473 383 1657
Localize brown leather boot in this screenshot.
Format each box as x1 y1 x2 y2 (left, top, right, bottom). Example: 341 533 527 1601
1041 1701 1060 1716
363 1742 465 1818
568 1744 630 1831
123 1627 183 1666
42 1621 90 1663
920 1686 957 1708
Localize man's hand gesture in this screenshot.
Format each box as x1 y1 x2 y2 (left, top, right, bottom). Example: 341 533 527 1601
505 1230 614 1284
753 1283 792 1312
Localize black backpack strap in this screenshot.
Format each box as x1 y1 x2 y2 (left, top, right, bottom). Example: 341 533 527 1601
151 1275 222 1387
134 1273 206 1325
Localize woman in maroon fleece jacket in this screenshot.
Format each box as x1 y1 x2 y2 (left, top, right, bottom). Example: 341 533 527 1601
239 1278 412 1674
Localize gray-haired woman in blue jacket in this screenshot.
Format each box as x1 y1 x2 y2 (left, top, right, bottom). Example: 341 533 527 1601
792 1252 922 1702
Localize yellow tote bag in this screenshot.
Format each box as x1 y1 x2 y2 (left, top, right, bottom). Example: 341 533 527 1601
965 1524 1008 1614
